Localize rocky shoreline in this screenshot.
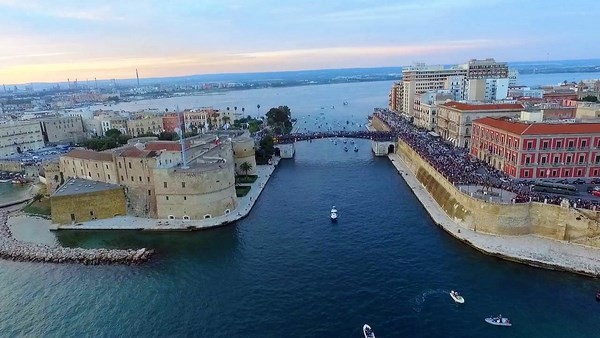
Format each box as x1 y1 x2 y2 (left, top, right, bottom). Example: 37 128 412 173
0 212 153 265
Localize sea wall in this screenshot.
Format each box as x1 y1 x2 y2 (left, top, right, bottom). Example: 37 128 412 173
396 140 600 245
1 212 152 265
371 115 391 132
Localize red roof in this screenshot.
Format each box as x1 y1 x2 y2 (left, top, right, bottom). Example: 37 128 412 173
475 117 600 135
441 101 524 111
144 142 186 151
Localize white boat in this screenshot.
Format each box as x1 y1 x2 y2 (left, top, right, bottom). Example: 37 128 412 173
354 146 358 152
330 206 338 222
363 324 375 338
485 316 512 327
450 290 464 303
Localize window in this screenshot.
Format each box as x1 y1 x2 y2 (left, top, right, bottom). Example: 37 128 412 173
131 176 134 181
577 169 583 176
166 196 169 201
557 141 562 149
204 214 211 219
568 141 574 149
183 215 190 220
147 177 150 183
582 140 588 148
148 190 152 196
168 215 175 220
139 176 142 182
108 174 111 180
95 163 98 168
524 170 529 177
118 162 122 168
164 182 167 188
566 156 571 164
88 171 91 176
90 210 94 216
542 141 548 150
525 157 530 164
527 141 533 150
541 157 547 164
565 170 570 176
121 175 124 181
183 196 187 201
128 162 132 169
554 156 559 164
596 155 600 164
182 182 186 188
579 155 585 163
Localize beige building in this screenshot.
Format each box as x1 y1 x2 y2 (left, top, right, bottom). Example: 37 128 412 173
51 178 127 224
435 101 524 148
40 116 85 144
413 91 453 130
575 102 600 119
54 132 249 221
0 121 45 157
96 116 128 135
126 116 164 137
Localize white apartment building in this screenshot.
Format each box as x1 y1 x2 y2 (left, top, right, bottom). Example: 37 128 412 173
465 78 509 102
0 121 45 157
508 69 519 87
401 64 467 116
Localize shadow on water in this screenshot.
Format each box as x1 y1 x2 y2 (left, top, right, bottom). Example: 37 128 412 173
54 226 240 259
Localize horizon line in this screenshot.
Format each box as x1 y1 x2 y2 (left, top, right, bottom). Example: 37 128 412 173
7 57 600 87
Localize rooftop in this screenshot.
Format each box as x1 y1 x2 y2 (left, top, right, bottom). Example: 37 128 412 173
52 177 123 197
63 148 114 162
441 101 524 111
475 117 600 135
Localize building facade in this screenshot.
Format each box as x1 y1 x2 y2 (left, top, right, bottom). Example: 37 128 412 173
412 91 453 130
388 82 403 112
40 116 85 144
435 102 524 148
471 117 600 179
0 121 45 157
126 116 164 137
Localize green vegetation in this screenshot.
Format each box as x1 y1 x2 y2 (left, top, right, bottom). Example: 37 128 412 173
266 105 293 134
237 175 258 184
235 186 251 197
240 162 253 176
255 135 275 165
81 128 131 151
581 95 599 102
23 198 51 216
233 115 263 133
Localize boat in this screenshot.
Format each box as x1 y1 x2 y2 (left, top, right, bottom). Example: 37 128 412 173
450 290 464 303
485 316 512 327
596 290 600 301
343 101 349 106
354 146 358 152
344 147 348 152
0 179 10 183
363 324 375 338
330 206 338 222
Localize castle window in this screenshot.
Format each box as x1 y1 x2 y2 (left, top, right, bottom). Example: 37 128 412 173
182 182 186 188
164 182 167 188
166 196 169 201
183 196 187 201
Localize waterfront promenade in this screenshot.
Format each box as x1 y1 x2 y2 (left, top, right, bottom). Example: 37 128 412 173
48 159 280 231
389 153 600 277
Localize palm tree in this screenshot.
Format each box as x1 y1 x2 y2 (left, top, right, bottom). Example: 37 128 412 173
226 107 230 112
241 107 245 115
256 104 260 119
240 162 252 176
234 106 238 115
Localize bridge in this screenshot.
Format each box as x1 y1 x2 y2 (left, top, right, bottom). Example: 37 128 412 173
274 130 396 144
273 130 398 158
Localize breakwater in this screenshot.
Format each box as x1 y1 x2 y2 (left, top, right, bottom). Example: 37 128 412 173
0 212 153 265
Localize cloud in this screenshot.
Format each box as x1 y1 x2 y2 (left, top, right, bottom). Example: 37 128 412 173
0 0 122 21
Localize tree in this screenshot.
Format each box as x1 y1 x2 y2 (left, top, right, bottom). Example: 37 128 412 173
266 106 293 134
33 192 44 202
240 162 252 176
242 107 245 115
226 107 230 112
259 135 275 156
105 129 122 138
234 106 238 115
158 131 179 141
581 95 598 102
257 104 261 118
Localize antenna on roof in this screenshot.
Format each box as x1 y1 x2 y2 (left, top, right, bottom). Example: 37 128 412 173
177 105 188 169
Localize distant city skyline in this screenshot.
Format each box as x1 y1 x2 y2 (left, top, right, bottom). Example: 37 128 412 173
1 0 598 84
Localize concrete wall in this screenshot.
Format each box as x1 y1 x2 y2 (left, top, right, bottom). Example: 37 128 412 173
274 143 295 158
396 140 600 246
371 141 395 156
51 188 127 224
371 116 392 131
0 160 23 173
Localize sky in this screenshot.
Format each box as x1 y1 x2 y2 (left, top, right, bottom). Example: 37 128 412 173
0 0 598 84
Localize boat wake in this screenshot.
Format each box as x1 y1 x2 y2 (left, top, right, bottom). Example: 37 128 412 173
411 289 447 312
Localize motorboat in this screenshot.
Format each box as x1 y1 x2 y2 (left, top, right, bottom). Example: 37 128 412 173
596 290 600 301
354 146 359 152
485 316 512 327
363 324 375 338
344 147 348 152
330 206 338 222
450 290 464 303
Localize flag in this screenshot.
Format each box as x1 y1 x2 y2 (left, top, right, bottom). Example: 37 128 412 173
215 136 220 145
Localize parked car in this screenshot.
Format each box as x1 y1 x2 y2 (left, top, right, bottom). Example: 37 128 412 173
572 178 586 184
592 190 600 198
591 178 600 184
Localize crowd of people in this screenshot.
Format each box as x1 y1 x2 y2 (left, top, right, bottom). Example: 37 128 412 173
276 130 395 143
373 108 600 210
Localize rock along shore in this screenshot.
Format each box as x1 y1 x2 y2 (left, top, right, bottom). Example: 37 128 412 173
0 212 153 265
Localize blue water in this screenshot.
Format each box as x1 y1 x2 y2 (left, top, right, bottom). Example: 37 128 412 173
2 79 600 337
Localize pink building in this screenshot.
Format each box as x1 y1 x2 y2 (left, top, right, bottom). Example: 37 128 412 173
471 117 600 179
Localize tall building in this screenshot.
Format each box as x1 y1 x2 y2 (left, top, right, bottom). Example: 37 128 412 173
508 69 519 87
435 101 524 148
471 117 600 179
465 58 508 79
388 82 403 112
464 78 509 102
401 64 467 116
